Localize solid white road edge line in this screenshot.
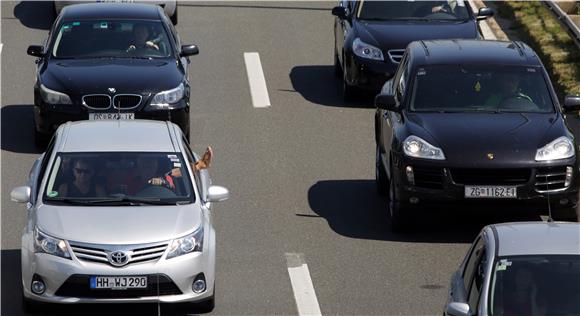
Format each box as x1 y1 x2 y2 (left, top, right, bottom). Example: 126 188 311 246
285 253 322 316
243 52 271 108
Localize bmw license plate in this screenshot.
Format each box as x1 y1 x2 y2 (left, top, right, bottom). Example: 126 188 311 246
89 113 134 120
90 276 147 290
465 186 517 199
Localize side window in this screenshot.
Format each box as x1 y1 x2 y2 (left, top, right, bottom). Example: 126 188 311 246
36 136 56 195
394 55 409 103
468 248 487 311
181 137 204 198
462 237 484 290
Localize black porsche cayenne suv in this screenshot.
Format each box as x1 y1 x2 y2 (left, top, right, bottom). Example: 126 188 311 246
375 40 580 232
28 3 198 145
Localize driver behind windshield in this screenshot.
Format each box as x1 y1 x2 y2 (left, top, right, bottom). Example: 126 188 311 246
484 73 533 108
127 24 161 52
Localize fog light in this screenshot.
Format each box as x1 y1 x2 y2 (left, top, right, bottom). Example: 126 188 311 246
192 279 206 293
565 166 573 187
405 166 415 185
409 197 419 204
31 280 46 295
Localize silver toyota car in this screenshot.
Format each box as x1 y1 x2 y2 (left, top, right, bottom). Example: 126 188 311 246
445 222 580 316
11 120 229 312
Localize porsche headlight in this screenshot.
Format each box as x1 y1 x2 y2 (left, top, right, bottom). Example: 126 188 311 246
34 227 71 259
39 84 72 105
352 38 384 61
403 135 445 160
535 136 574 161
166 226 204 259
149 83 184 109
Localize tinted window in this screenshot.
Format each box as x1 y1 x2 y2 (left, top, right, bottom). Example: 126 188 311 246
43 152 195 205
490 255 580 316
52 20 173 59
468 248 486 311
357 0 470 21
409 65 555 113
463 237 485 290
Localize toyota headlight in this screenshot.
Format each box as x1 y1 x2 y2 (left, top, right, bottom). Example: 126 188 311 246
535 136 574 161
352 38 384 61
149 83 185 109
33 228 71 259
403 135 445 160
39 84 72 105
166 226 204 259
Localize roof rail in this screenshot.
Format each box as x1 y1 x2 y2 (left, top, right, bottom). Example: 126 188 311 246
419 40 430 57
512 41 525 57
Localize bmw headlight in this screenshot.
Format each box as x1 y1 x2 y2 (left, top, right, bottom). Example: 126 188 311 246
166 226 204 259
352 38 384 61
33 228 71 259
39 84 72 105
149 83 185 109
403 135 445 160
535 136 574 161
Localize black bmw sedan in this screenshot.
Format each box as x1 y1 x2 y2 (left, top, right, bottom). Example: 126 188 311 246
375 40 580 231
333 0 493 99
28 3 198 145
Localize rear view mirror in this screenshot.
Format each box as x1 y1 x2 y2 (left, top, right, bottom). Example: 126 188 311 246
562 95 580 113
27 45 44 58
445 302 470 316
331 6 348 19
375 93 398 111
11 186 31 203
207 185 229 203
477 7 494 20
180 45 199 57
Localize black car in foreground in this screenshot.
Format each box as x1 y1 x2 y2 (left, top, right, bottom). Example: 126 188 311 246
375 40 580 231
28 3 198 145
332 0 493 99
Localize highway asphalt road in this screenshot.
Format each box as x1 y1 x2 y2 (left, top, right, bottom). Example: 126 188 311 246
1 2 570 315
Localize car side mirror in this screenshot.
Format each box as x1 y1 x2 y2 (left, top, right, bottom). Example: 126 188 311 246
180 44 199 57
27 45 45 58
375 93 398 112
445 302 470 316
11 186 31 203
477 7 494 20
331 6 348 19
207 185 229 203
562 95 580 112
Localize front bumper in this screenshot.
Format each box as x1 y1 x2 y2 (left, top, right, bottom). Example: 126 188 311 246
21 233 214 304
344 53 398 91
391 154 579 210
34 96 189 137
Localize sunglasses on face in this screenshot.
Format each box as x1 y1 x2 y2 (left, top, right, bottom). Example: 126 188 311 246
74 168 93 175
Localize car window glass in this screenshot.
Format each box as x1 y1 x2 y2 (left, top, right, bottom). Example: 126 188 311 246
51 20 173 59
409 65 555 113
357 1 470 21
182 137 205 199
43 152 195 204
463 237 484 290
468 248 486 311
37 136 56 192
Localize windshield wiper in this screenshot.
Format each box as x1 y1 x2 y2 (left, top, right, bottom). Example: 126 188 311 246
45 197 97 205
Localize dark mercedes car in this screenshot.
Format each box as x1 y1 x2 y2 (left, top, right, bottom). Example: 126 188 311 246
375 40 580 231
332 0 493 99
28 3 198 145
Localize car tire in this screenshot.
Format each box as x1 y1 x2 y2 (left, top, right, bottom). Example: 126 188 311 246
334 50 342 77
342 58 357 101
376 145 388 196
388 166 407 233
552 206 578 222
22 293 43 314
196 287 215 313
171 6 178 25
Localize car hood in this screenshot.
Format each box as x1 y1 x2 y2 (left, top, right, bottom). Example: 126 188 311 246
36 204 201 244
354 19 478 49
406 112 566 167
40 58 183 95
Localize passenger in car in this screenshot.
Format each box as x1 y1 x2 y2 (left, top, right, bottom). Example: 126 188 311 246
58 159 106 198
484 73 533 108
127 24 161 52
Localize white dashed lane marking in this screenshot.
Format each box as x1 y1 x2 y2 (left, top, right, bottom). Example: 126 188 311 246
285 253 322 316
243 52 271 108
